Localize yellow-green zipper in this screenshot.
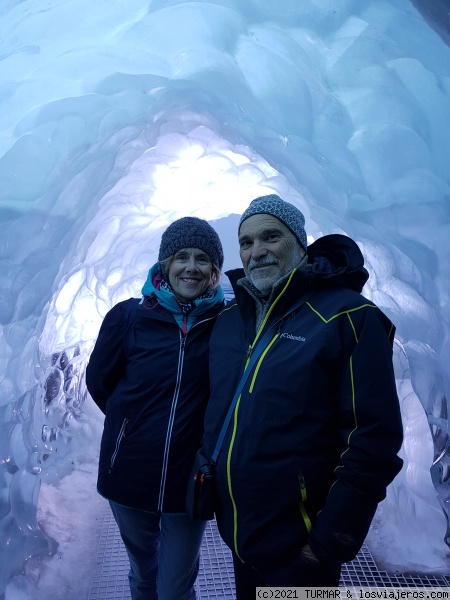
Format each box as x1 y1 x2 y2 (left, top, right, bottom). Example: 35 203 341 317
299 474 312 533
227 269 297 557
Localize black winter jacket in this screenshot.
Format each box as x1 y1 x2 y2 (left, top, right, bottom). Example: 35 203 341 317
203 234 403 568
86 292 223 512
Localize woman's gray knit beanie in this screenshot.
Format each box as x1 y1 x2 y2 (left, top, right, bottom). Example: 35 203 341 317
158 216 224 269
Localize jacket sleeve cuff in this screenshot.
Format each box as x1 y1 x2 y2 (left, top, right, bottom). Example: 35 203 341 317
308 478 379 565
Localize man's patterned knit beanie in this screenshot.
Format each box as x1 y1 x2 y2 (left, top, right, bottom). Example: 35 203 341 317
239 194 307 250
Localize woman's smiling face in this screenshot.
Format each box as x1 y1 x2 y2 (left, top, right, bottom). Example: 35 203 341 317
168 247 213 302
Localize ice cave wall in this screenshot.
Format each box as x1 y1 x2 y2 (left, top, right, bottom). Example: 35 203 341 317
0 0 450 593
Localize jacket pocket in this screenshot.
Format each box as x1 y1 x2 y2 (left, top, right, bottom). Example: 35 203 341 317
298 472 312 533
109 417 129 473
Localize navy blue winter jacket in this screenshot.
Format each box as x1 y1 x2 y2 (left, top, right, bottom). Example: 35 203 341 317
86 267 224 512
203 234 403 568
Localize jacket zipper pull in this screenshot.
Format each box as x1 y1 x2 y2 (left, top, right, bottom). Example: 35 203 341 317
182 313 188 335
299 474 307 501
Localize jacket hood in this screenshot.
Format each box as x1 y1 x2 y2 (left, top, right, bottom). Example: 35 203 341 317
307 234 369 292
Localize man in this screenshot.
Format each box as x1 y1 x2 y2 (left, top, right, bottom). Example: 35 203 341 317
202 194 403 595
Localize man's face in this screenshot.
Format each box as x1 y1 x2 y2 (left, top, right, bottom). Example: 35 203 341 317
238 214 305 294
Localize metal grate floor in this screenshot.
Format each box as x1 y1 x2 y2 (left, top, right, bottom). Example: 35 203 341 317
87 508 450 599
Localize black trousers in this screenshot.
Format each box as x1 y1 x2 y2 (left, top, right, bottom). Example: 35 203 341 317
232 552 341 600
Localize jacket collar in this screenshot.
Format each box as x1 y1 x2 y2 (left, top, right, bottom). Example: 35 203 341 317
141 263 224 326
225 233 368 336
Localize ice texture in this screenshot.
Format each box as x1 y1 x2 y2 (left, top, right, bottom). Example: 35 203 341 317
0 0 449 595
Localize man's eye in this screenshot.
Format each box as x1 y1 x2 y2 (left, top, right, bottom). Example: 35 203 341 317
240 241 251 249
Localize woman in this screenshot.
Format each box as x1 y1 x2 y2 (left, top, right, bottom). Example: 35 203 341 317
86 216 224 600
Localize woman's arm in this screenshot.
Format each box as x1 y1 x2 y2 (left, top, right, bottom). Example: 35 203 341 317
86 302 128 414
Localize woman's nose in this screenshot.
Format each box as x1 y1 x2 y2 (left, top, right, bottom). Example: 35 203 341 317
185 256 199 271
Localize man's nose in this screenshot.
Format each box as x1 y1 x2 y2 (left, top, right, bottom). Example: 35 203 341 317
250 241 268 260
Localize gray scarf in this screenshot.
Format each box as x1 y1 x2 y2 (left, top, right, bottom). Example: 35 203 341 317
237 254 309 333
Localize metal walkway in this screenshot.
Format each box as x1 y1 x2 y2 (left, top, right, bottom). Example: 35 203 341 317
87 508 450 599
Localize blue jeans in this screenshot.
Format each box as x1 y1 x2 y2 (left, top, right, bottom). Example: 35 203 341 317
109 501 206 600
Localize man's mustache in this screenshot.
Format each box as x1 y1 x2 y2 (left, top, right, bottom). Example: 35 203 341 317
248 257 279 270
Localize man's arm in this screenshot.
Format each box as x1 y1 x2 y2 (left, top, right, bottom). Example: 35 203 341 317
308 306 403 565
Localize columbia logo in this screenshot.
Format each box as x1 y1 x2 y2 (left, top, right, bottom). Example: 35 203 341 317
280 332 306 342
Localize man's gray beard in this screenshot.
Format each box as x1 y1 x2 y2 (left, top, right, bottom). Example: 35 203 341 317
247 244 305 295
248 269 279 295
